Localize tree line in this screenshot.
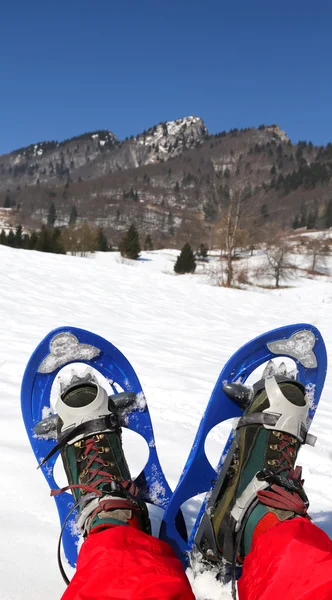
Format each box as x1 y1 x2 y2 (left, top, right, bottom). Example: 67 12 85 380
0 224 109 255
0 223 156 258
0 220 208 277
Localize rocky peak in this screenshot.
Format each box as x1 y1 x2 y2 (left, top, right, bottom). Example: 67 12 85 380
262 124 290 143
135 116 208 162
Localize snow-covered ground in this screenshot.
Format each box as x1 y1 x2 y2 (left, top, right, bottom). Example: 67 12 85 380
1 245 332 599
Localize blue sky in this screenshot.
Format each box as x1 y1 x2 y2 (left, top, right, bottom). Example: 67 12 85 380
0 0 331 154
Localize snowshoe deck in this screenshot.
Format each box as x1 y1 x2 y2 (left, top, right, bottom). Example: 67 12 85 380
160 324 327 563
21 326 185 568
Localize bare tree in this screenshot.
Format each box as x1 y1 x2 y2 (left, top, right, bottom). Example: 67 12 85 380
305 236 329 273
262 236 296 288
212 187 263 287
212 190 245 287
224 191 241 287
60 223 98 257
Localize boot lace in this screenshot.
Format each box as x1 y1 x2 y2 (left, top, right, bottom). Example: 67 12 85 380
40 423 143 586
257 432 308 515
51 436 135 498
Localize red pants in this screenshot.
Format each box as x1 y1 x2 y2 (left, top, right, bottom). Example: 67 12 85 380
62 519 332 600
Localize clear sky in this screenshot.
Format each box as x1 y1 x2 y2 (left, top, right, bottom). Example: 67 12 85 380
0 0 331 154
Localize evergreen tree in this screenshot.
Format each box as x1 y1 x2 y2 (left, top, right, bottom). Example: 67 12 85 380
174 243 196 274
29 231 38 250
36 225 53 252
196 243 208 260
14 225 23 248
325 200 332 228
96 228 109 251
120 224 141 260
0 229 7 245
69 205 78 225
307 209 317 230
22 234 30 249
52 227 66 254
47 202 56 226
4 196 11 208
292 215 300 229
144 234 153 251
7 229 15 247
299 206 307 228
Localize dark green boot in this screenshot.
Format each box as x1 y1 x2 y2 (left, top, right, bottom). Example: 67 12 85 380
41 378 151 537
196 375 314 565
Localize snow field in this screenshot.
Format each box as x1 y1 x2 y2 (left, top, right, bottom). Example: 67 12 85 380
1 245 332 599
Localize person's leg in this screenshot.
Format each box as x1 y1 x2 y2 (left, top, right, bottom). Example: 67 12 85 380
62 526 194 600
196 374 332 598
46 378 194 600
238 517 332 600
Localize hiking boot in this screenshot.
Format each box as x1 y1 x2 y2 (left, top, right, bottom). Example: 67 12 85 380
41 377 151 537
196 375 315 565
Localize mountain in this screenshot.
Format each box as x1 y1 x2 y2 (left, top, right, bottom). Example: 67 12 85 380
0 117 207 188
1 117 332 246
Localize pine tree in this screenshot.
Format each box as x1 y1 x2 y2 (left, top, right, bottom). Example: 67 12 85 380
174 243 196 274
325 200 332 228
299 207 307 228
14 225 23 248
196 243 208 260
0 229 7 245
22 234 30 249
292 215 300 229
307 209 317 230
52 227 66 254
120 224 141 260
29 231 38 250
7 229 15 247
69 205 78 225
47 202 56 226
144 234 153 251
36 225 53 252
96 228 108 251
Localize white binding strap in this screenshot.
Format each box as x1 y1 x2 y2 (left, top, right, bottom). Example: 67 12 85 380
56 383 111 443
263 376 310 443
231 476 269 532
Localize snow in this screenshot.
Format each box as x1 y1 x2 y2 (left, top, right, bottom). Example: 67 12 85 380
1 245 332 599
136 115 206 154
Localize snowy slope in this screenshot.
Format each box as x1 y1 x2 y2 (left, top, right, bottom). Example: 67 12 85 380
1 246 332 600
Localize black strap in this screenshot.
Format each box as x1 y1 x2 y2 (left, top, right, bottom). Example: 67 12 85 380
38 414 120 468
236 413 279 428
